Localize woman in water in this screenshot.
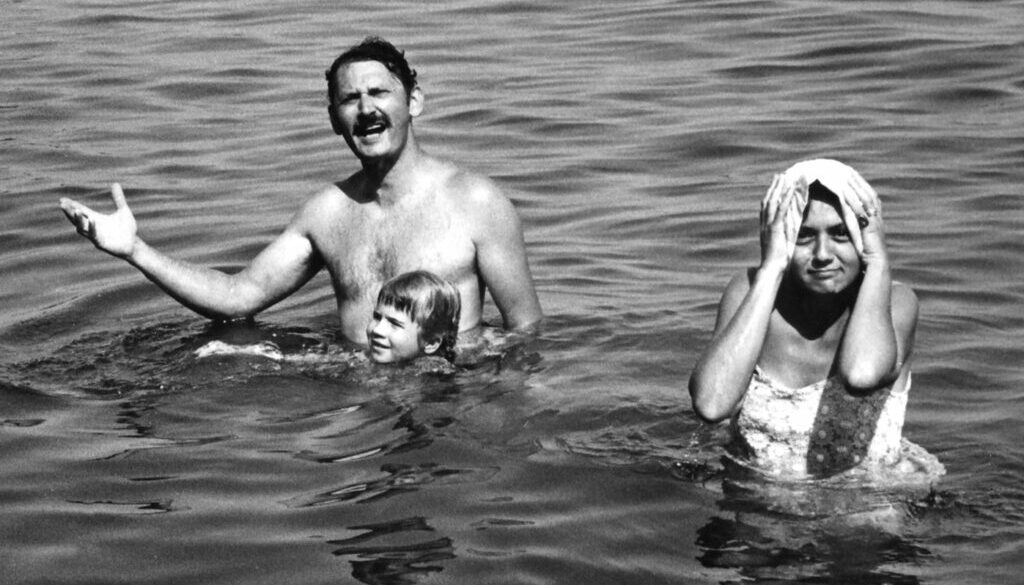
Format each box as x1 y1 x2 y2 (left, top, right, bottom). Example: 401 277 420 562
688 159 932 480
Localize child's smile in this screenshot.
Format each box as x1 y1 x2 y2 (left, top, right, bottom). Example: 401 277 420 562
366 303 425 363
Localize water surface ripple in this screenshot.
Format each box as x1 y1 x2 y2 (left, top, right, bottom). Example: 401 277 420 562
2 1 1023 583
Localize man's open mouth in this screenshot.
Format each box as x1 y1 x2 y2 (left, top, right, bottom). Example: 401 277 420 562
355 121 387 137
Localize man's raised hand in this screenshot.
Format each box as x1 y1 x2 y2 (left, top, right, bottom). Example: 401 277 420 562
60 183 138 259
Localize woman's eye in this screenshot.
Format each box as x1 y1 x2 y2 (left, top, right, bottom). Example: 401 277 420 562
831 227 851 241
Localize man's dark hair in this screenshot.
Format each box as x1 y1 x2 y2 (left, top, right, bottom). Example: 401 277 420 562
326 37 418 103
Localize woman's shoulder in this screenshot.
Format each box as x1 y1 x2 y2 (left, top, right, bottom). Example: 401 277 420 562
889 281 920 346
891 280 918 301
890 281 920 318
723 267 759 295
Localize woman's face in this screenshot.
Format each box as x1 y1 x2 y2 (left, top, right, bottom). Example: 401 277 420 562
787 198 862 294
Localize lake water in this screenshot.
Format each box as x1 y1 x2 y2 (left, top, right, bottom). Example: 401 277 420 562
3 1 1023 583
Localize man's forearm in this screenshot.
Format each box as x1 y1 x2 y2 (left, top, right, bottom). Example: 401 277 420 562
127 238 262 320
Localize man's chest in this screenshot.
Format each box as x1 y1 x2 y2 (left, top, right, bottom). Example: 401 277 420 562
316 209 477 292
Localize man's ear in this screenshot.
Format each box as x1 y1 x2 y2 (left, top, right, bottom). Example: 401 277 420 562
421 337 441 356
409 86 424 118
328 105 343 135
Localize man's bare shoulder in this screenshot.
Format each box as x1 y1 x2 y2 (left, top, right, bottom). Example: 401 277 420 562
444 165 524 242
431 158 509 208
290 176 366 227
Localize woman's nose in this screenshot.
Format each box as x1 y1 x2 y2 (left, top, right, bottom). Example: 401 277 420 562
812 238 832 262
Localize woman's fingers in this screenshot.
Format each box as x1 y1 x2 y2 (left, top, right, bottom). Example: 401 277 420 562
848 173 880 218
837 192 865 255
781 186 799 257
762 174 784 225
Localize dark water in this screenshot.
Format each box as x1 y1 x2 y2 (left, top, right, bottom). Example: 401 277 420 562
3 1 1023 583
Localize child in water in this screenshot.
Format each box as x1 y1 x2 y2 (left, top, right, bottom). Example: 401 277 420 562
195 270 461 367
689 159 941 481
366 270 461 365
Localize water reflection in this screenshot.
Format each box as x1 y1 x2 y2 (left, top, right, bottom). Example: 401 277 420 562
696 513 929 584
330 517 455 585
695 459 939 583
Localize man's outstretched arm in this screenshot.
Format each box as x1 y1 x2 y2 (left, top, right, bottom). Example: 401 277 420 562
60 183 323 320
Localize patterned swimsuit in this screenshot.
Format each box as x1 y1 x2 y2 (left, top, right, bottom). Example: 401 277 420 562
731 366 908 479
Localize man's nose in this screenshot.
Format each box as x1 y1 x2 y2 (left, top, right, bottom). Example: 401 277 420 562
358 94 374 115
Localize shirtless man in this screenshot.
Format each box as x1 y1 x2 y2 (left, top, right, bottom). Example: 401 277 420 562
59 37 542 344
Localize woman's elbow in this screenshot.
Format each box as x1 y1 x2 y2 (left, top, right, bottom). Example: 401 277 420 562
692 404 730 424
688 378 733 424
838 362 896 392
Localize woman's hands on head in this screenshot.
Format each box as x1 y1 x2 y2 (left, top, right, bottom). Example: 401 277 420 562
837 173 888 267
760 173 804 272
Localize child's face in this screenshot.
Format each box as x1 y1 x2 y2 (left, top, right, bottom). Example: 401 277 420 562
366 303 425 363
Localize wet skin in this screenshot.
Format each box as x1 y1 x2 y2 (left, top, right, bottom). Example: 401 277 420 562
787 198 863 296
366 303 434 364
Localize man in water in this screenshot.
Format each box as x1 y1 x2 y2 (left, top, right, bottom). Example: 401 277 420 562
58 37 542 345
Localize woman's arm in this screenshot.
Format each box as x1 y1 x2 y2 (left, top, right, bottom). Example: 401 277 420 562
835 174 911 389
688 175 801 422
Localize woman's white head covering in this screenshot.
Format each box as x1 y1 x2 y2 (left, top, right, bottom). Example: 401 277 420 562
779 158 873 254
781 158 868 203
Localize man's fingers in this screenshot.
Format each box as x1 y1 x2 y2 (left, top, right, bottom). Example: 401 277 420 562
68 210 92 237
59 197 85 216
59 202 77 224
59 197 95 225
110 183 128 210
